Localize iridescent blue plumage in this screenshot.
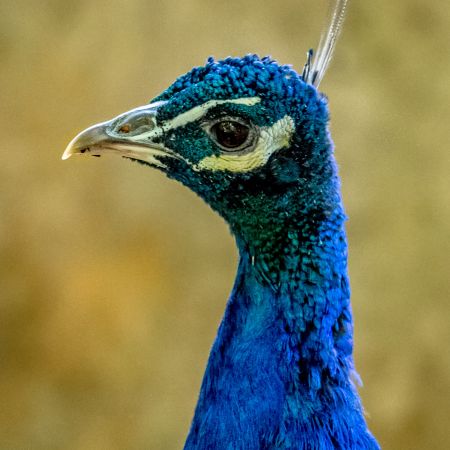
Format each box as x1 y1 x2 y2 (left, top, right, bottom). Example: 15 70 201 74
151 55 379 449
64 53 379 448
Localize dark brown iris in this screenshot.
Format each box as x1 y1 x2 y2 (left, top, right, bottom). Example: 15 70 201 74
211 120 250 150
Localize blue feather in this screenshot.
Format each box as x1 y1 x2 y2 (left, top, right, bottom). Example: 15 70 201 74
157 56 379 449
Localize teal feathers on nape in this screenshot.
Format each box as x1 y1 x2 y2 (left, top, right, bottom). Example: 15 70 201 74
63 0 380 448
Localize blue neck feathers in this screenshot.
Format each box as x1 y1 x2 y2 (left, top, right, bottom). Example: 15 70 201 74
184 205 379 449
166 56 381 449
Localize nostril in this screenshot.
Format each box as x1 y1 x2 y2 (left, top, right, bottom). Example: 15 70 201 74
118 124 131 133
111 112 157 138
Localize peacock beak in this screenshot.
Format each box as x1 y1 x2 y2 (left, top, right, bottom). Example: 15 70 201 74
62 101 173 169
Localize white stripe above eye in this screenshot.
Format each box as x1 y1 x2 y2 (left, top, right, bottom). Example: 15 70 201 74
163 97 261 131
127 97 261 142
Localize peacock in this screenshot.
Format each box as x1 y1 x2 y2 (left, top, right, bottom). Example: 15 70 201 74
63 1 380 448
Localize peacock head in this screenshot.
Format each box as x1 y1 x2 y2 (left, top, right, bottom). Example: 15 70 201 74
63 55 338 242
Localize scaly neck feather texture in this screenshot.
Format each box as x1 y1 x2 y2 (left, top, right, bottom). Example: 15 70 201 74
154 55 383 450
184 200 379 449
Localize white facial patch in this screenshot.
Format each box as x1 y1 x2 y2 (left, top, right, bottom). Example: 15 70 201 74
163 97 261 131
193 115 295 173
126 97 261 143
103 96 293 174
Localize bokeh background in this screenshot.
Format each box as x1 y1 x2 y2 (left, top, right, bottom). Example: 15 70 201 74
1 1 449 449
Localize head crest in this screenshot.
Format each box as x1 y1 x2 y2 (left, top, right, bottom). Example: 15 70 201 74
302 0 348 87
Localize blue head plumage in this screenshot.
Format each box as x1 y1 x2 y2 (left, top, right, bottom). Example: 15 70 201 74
144 56 338 255
63 53 379 449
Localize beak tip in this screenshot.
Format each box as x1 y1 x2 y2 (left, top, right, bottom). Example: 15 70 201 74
61 148 73 160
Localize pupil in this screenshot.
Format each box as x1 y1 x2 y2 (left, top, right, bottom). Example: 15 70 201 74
213 121 249 149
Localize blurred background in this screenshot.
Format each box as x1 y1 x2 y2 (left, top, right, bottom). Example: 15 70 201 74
1 0 449 448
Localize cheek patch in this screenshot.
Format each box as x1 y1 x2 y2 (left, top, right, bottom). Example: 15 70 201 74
194 115 295 173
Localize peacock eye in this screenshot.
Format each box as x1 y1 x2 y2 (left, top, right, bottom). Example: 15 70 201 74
208 118 255 152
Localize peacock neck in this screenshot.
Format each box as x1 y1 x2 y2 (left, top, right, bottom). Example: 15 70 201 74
184 206 379 449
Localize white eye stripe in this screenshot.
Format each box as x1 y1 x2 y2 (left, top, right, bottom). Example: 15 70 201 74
126 97 261 142
164 97 260 131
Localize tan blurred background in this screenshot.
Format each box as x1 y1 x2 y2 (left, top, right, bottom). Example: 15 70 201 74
1 0 449 449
